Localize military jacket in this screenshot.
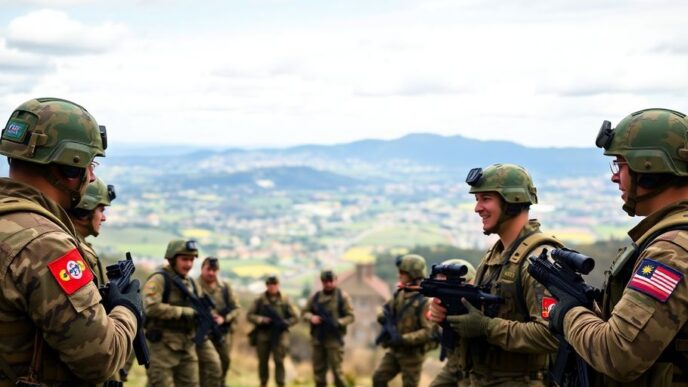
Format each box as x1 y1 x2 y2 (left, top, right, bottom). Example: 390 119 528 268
468 220 560 376
143 265 202 351
198 277 241 333
378 287 433 351
302 288 355 346
77 234 106 286
564 201 688 385
247 292 299 344
0 178 136 384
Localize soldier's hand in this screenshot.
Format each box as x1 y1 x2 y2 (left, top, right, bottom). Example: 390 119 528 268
108 279 144 327
446 298 490 339
428 298 447 322
549 296 582 334
311 315 322 325
214 315 225 325
261 316 271 324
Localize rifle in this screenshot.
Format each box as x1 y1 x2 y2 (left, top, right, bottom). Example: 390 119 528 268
312 301 343 344
374 303 402 348
260 304 290 346
527 248 600 387
217 304 237 334
100 252 151 368
169 275 225 346
410 263 503 360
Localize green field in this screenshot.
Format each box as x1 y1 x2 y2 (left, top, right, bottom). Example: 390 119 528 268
91 227 181 257
355 224 452 247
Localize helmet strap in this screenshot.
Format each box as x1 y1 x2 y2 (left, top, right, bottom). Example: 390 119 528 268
42 166 87 209
623 172 675 216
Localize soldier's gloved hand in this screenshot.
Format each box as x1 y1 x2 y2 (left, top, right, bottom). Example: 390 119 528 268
446 298 490 339
377 315 386 325
388 332 403 348
549 296 582 334
108 279 144 328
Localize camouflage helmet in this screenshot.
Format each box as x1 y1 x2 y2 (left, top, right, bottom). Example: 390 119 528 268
164 239 199 260
75 178 116 211
441 258 476 282
266 274 279 284
596 108 688 176
396 254 427 280
0 98 106 167
320 269 336 281
466 164 538 204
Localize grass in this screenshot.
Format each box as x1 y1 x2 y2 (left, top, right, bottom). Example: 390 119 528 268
92 226 180 257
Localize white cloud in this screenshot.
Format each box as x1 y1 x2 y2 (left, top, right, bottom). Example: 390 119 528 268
6 9 130 55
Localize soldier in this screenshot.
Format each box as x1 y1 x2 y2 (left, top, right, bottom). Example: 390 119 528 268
0 97 141 384
68 178 115 286
429 258 476 387
545 109 688 385
302 269 355 387
198 257 241 386
142 239 222 387
372 254 434 387
428 164 561 386
246 275 299 387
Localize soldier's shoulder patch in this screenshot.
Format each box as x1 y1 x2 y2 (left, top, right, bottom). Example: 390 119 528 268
47 248 94 295
628 258 683 303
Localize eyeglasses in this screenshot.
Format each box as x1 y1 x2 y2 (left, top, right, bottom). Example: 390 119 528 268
609 160 628 175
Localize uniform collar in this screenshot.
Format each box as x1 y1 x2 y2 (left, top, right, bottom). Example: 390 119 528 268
628 200 688 242
485 219 541 265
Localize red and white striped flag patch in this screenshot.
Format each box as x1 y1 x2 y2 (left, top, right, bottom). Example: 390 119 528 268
628 259 683 303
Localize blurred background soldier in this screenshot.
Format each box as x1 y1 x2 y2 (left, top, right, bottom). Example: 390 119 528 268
143 239 222 387
246 275 299 387
198 257 240 386
372 254 434 387
429 258 476 387
0 98 140 385
429 164 561 386
302 269 355 387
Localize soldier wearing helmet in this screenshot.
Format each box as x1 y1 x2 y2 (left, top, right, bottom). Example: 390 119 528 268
0 98 140 384
429 259 475 387
546 109 688 385
372 254 434 387
142 239 222 387
429 163 562 386
246 274 299 387
302 269 355 387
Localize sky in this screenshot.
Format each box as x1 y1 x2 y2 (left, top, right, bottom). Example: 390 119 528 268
1 0 687 149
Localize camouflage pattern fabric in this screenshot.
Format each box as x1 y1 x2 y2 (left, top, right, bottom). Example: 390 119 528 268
143 265 205 387
75 178 112 211
246 292 299 387
465 220 559 385
302 288 355 387
0 98 104 166
564 201 688 385
372 287 433 387
469 163 538 204
604 108 688 176
76 233 106 286
196 339 222 387
0 178 136 384
199 277 241 383
428 346 468 387
397 254 427 279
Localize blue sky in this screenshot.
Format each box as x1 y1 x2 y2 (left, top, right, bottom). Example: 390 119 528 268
1 0 687 148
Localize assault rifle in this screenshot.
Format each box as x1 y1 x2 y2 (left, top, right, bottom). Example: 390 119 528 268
528 248 600 387
100 252 150 368
261 304 291 345
312 302 343 344
375 303 402 348
410 263 503 360
169 275 224 346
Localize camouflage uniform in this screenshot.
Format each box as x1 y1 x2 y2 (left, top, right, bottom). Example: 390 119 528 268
143 240 221 387
373 255 434 387
247 285 299 387
198 276 241 383
0 98 138 385
302 275 355 387
558 109 688 385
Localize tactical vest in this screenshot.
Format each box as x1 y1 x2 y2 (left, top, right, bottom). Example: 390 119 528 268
0 198 86 385
471 232 563 376
601 211 688 386
309 289 347 337
144 270 198 333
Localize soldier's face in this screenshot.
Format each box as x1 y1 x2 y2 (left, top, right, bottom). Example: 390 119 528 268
474 192 501 233
201 264 218 283
173 254 196 277
398 271 412 284
611 156 651 211
90 205 106 236
322 279 336 292
266 283 279 295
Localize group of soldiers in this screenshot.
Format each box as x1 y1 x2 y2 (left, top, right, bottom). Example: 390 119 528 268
0 96 685 387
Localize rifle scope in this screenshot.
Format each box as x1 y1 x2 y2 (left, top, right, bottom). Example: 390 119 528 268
551 248 595 275
430 263 468 279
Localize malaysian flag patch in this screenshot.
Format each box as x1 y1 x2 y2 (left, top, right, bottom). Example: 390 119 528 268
628 259 683 303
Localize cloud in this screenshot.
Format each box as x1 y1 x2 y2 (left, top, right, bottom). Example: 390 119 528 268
6 9 130 55
0 40 53 73
0 0 96 5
